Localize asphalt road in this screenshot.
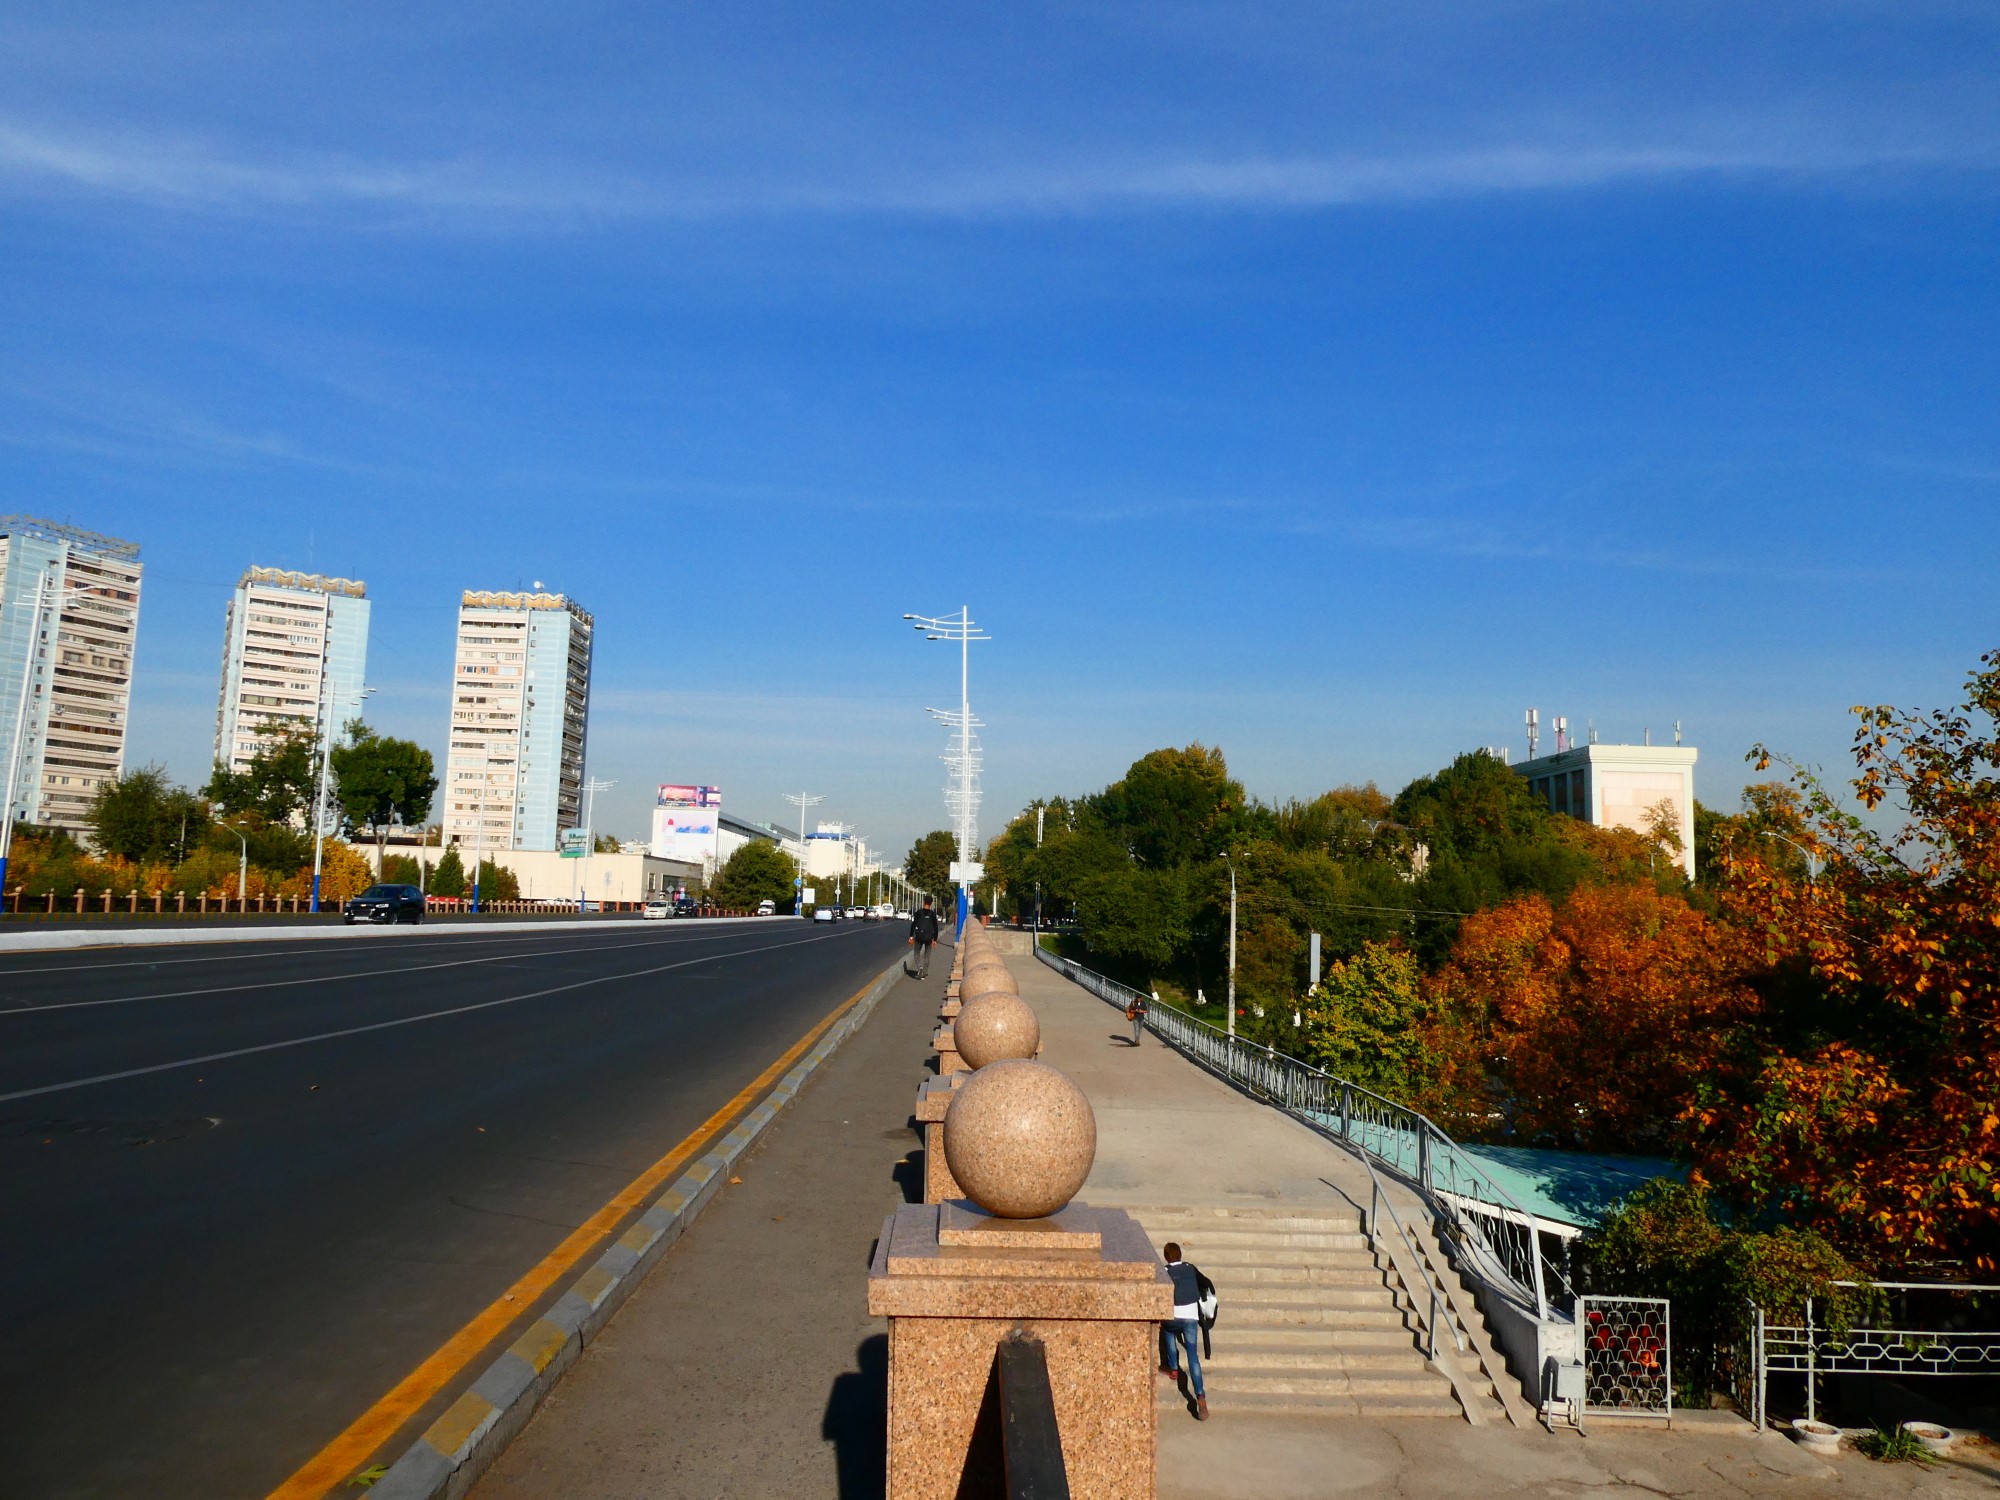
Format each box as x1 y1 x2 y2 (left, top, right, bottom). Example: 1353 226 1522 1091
0 918 906 1500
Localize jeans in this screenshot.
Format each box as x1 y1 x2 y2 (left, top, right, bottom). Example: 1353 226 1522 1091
912 939 934 977
1161 1318 1203 1397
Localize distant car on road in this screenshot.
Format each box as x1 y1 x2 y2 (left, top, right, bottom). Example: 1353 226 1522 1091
344 884 426 925
813 906 836 923
756 899 777 916
641 898 673 920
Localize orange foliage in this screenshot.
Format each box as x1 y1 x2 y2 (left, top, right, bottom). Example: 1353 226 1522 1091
1692 651 2000 1269
1436 885 1755 1152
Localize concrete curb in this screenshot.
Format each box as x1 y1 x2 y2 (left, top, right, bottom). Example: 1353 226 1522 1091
363 955 908 1500
0 915 767 954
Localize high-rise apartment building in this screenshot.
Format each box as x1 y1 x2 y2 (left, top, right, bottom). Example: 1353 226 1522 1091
0 516 144 835
444 589 593 854
214 567 370 775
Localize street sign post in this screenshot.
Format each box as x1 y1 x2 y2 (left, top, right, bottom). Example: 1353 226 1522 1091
560 828 591 858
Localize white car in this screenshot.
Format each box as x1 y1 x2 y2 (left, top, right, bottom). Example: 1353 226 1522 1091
813 907 836 923
642 899 673 920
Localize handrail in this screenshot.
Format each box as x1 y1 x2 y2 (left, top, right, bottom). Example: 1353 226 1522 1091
1364 1154 1462 1361
1035 944 1574 1323
996 1330 1070 1500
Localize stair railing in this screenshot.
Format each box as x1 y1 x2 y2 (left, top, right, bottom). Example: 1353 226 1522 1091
1035 946 1574 1325
1363 1154 1463 1362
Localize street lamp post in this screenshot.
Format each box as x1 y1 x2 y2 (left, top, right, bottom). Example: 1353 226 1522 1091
905 606 989 939
786 791 822 917
578 776 614 912
311 681 374 913
1221 851 1238 1045
223 821 250 907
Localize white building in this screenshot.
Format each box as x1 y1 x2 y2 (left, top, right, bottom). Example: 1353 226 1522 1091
444 589 593 854
213 567 370 776
481 848 703 904
0 517 144 835
1514 742 1699 879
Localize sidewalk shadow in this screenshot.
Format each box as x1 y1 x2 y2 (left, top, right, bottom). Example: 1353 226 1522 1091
1109 1033 1138 1047
893 1154 925 1204
822 1333 888 1499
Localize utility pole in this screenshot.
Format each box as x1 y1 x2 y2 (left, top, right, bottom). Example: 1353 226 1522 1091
311 680 373 913
905 606 989 938
1222 851 1238 1045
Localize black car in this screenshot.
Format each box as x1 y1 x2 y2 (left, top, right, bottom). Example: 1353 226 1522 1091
344 884 427 924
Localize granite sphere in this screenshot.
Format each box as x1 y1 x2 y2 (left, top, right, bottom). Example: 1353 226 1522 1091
942 1059 1096 1218
960 969 1019 1005
953 990 1041 1069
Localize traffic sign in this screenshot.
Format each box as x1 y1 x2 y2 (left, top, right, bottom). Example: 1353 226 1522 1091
948 860 984 882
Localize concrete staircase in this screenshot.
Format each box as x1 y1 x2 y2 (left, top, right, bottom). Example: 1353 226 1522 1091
1126 1205 1508 1421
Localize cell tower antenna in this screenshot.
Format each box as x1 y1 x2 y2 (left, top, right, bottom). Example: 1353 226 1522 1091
1526 707 1539 759
1673 719 1683 746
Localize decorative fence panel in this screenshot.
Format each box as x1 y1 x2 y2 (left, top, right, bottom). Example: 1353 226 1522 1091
1579 1296 1671 1428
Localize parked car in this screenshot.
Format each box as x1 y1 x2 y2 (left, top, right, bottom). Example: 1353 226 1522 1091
641 898 674 920
673 896 700 917
756 899 777 916
344 884 426 925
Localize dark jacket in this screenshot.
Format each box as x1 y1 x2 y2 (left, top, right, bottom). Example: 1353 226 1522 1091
1165 1260 1202 1309
909 907 942 943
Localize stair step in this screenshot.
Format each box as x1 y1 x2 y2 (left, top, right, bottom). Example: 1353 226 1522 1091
1211 1326 1416 1349
1167 1389 1467 1419
1205 1348 1425 1372
1228 1284 1400 1307
1130 1210 1363 1233
1204 1369 1453 1398
1136 1230 1371 1252
1182 1245 1378 1265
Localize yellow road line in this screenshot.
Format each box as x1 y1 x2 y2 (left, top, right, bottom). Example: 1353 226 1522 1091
266 973 878 1500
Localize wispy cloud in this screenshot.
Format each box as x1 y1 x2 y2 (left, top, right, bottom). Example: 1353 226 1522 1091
0 117 1989 228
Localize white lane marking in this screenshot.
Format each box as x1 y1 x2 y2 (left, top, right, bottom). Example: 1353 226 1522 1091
0 923 761 980
0 926 827 1016
0 930 866 1102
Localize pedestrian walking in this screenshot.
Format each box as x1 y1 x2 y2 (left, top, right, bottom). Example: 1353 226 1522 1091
907 896 942 978
1124 990 1149 1046
1158 1241 1216 1420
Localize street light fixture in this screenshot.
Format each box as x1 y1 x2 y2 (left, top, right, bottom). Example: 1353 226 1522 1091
1761 830 1821 885
579 776 615 911
905 607 988 937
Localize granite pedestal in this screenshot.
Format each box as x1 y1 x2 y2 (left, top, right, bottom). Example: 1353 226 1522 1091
868 1202 1172 1500
915 1074 966 1203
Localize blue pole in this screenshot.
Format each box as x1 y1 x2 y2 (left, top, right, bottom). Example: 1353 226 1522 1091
310 872 321 914
956 885 968 939
0 853 9 910
471 868 481 914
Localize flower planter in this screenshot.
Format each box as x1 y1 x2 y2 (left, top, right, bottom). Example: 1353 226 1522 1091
1792 1419 1842 1451
1903 1422 1955 1456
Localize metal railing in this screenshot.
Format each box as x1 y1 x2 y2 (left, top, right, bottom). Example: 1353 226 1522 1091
1036 945 1574 1323
1579 1296 1671 1430
1364 1154 1464 1363
1759 1283 2000 1426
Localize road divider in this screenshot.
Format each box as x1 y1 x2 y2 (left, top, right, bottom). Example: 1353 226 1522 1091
267 954 906 1500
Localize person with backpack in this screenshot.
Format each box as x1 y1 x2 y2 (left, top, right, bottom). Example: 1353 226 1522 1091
907 897 942 978
1158 1241 1217 1420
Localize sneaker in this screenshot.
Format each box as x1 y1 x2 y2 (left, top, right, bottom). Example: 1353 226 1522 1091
1195 1395 1209 1421
1158 1365 1175 1379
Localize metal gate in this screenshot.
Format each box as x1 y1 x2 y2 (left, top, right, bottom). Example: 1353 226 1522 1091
1580 1296 1672 1429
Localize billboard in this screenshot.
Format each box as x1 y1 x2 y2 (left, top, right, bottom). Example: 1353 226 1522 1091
652 784 722 866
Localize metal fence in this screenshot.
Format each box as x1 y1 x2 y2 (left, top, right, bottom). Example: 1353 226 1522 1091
1758 1284 2000 1426
1035 946 1575 1324
1579 1296 1671 1428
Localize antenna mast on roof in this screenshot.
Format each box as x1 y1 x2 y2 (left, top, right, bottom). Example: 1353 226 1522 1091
1674 719 1683 746
1525 708 1539 759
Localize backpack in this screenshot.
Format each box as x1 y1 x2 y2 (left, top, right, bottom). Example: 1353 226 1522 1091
1192 1264 1220 1358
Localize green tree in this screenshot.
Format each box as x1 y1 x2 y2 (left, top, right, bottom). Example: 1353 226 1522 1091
1299 941 1442 1100
330 722 438 849
86 766 211 863
1073 865 1189 972
593 831 621 852
207 725 322 824
712 839 797 911
904 829 957 900
381 854 423 885
473 858 519 901
1089 744 1257 869
430 845 467 897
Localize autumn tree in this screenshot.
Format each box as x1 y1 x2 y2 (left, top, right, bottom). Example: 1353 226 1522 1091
1437 884 1755 1152
1693 650 2000 1269
904 829 958 901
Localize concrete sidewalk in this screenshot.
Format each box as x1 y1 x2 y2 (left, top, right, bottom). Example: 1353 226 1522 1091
465 942 1998 1498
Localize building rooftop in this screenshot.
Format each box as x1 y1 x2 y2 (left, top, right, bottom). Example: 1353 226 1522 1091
241 565 366 598
0 515 141 561
460 589 594 626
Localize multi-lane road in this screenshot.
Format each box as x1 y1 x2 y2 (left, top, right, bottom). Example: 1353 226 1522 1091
0 918 906 1499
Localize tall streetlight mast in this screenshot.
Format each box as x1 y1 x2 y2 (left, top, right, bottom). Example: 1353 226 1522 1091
1221 851 1239 1046
904 606 988 937
786 790 822 917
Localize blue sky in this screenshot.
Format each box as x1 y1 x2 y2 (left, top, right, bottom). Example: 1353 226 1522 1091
3 2 1996 859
